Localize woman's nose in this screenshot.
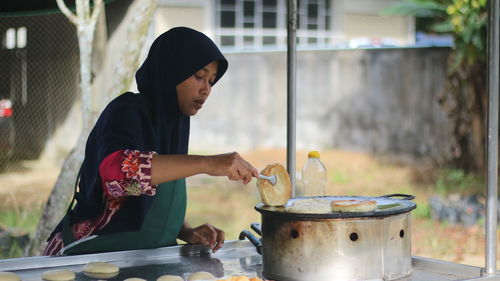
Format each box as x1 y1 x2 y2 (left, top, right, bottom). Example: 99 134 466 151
201 81 211 95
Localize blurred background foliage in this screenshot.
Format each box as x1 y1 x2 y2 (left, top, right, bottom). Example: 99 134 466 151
384 0 487 174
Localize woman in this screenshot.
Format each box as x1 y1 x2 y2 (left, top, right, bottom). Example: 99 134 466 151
44 27 259 256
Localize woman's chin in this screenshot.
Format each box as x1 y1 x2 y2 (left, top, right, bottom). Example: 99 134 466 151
182 108 199 116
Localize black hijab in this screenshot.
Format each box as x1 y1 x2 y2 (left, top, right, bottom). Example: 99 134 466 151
69 27 228 230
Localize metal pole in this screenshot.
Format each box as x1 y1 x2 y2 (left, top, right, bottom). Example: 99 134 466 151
286 0 297 194
287 0 297 194
486 0 499 275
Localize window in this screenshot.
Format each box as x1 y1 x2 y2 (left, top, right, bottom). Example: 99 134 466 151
244 35 254 47
5 28 16 49
221 11 236 27
263 36 276 45
243 0 255 28
308 3 318 18
220 0 237 28
216 0 332 49
244 1 255 17
297 0 329 45
221 36 236 46
4 26 27 49
263 12 276 28
17 27 27 48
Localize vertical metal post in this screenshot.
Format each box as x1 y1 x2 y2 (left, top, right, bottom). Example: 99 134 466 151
486 0 499 275
287 0 297 193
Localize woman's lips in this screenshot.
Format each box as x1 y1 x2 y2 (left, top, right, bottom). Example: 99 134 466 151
194 99 205 109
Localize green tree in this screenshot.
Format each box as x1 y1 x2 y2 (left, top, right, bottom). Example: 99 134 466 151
383 0 487 173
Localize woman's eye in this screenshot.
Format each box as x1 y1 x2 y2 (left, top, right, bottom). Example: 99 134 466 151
194 74 203 80
209 80 215 86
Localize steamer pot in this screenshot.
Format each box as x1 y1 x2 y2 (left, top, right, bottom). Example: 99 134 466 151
240 194 416 281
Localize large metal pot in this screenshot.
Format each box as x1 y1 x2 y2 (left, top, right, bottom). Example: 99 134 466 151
240 194 417 281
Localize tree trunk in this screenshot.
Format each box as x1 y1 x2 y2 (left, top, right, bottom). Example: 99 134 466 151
25 0 158 257
24 136 85 256
440 54 487 174
94 0 159 108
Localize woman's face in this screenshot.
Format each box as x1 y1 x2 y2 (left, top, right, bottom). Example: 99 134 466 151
176 61 219 116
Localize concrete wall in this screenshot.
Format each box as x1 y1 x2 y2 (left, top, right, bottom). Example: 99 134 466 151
190 47 453 162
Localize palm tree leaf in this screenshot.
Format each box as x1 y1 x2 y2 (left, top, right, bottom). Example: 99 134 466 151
431 21 454 33
381 0 447 17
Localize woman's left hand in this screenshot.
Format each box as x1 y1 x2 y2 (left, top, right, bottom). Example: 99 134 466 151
180 223 225 253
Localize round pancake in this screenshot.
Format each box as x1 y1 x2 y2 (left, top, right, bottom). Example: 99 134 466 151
83 271 119 279
187 271 215 280
156 275 184 281
82 261 119 279
257 163 292 206
83 262 119 274
42 270 75 281
285 198 332 214
0 272 20 281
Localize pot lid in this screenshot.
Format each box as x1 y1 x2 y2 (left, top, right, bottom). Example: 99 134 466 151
255 194 417 220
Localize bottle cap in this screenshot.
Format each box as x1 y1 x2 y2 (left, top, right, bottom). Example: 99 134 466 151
308 151 320 158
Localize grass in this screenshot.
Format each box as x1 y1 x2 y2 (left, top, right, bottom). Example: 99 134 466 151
434 168 484 195
413 202 431 219
0 205 43 259
185 176 261 239
0 208 43 233
330 170 351 185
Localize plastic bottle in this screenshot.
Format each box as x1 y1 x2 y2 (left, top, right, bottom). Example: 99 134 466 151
299 151 327 197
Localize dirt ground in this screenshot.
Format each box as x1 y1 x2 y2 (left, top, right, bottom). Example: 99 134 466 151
0 148 498 268
0 159 59 211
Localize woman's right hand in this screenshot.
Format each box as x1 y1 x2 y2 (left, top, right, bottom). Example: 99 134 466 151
205 152 259 184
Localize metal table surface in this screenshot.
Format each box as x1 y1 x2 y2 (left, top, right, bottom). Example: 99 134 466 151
0 240 497 281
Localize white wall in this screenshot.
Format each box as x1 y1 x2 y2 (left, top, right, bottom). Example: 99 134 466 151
155 0 214 37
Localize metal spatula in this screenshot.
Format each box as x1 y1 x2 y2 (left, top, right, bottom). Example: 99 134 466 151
258 174 277 185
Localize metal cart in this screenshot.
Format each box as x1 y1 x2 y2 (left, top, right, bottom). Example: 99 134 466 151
0 1 498 280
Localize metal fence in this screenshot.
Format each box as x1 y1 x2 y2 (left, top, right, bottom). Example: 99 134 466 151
0 12 79 172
